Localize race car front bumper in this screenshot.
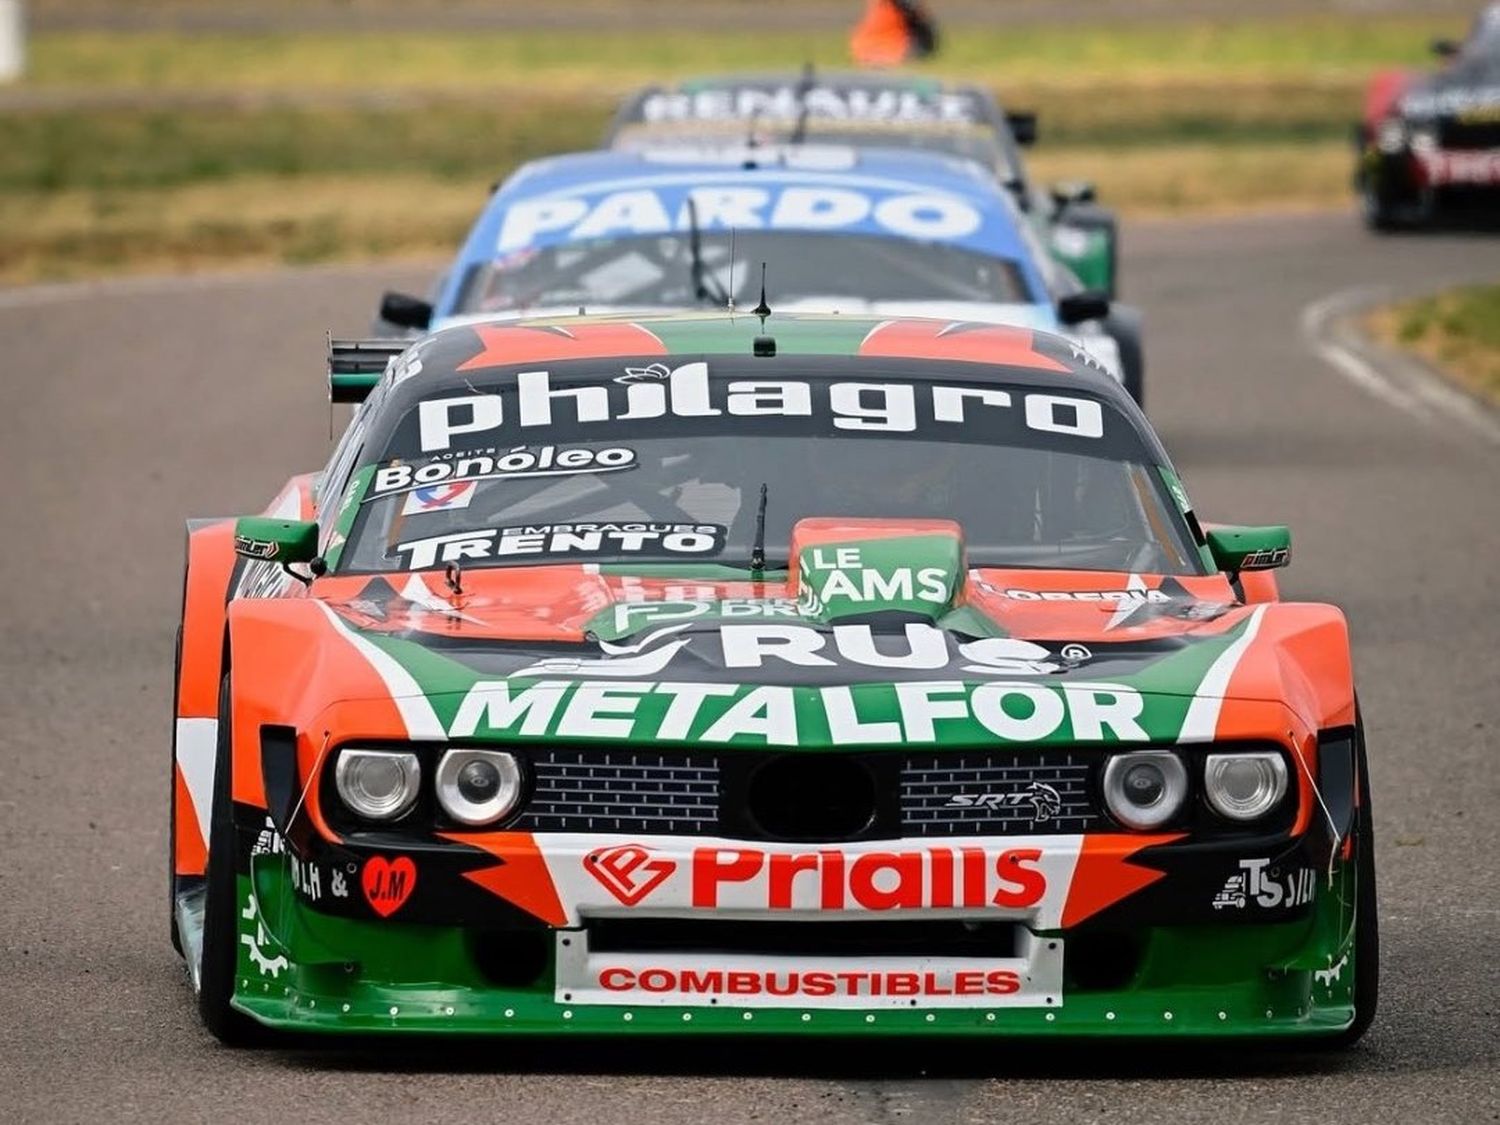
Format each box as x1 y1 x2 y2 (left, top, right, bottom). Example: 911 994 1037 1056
214 824 1362 1039
1364 145 1500 211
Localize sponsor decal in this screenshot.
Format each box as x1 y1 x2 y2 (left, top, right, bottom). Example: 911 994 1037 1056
1237 547 1289 570
572 839 1049 913
361 855 417 918
638 86 983 126
400 481 476 515
991 586 1171 604
251 815 285 856
240 890 289 978
1211 858 1315 911
394 523 726 569
372 444 638 497
415 363 1106 451
595 965 1022 1000
1158 465 1193 517
1314 951 1350 987
1400 85 1500 119
496 185 983 253
1418 150 1500 185
290 855 349 903
796 544 951 615
944 782 1063 823
447 676 1150 747
520 622 1094 683
586 843 677 906
234 558 294 601
615 362 670 385
233 534 279 561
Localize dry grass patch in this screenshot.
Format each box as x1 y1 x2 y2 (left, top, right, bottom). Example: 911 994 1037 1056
1028 140 1349 216
0 139 1354 284
0 175 480 282
1366 285 1500 404
24 16 1462 94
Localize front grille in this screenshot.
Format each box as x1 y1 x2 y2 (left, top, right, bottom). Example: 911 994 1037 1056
900 753 1102 835
512 748 1104 837
514 749 720 835
1437 120 1500 150
586 917 1022 957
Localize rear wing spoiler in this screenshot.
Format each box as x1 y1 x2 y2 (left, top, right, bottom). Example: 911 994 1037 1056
328 338 408 403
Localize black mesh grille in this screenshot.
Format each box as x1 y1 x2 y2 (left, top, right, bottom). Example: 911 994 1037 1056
1437 120 1500 150
514 749 721 835
510 748 1105 837
900 752 1102 835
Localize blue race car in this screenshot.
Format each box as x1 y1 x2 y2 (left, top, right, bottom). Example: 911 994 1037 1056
376 145 1143 402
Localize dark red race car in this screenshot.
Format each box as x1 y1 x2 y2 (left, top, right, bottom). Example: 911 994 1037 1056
1356 4 1500 229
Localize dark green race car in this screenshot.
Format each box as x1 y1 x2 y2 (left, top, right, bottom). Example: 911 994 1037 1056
606 70 1121 297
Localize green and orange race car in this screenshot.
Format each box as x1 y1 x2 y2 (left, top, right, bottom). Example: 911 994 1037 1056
170 312 1376 1045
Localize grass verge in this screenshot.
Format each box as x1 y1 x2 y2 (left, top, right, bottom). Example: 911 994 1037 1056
0 141 1351 285
23 18 1461 92
3 13 1459 283
1366 285 1500 405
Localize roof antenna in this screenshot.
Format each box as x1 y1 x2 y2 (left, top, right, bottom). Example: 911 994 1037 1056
790 61 815 145
726 227 737 312
751 262 776 356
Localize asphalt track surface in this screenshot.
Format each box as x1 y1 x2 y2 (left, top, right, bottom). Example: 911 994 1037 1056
1 212 1498 1123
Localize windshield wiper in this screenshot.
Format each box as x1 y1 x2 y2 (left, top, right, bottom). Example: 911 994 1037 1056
686 196 731 306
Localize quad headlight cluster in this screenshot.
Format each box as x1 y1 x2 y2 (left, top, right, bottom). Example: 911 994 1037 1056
1102 748 1289 830
333 746 523 827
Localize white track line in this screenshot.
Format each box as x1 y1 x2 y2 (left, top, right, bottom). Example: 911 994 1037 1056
1301 284 1500 447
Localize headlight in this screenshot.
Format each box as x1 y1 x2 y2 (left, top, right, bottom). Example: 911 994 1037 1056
1102 750 1188 830
1204 750 1288 821
1375 118 1408 154
1409 126 1438 154
435 748 522 826
1051 225 1093 259
335 748 420 821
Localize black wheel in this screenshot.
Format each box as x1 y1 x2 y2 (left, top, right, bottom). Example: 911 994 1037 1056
1100 305 1144 408
197 672 264 1046
1325 719 1379 1047
168 627 184 956
1361 178 1403 232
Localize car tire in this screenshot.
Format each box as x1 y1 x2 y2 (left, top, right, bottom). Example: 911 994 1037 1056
197 671 264 1046
168 627 184 957
1326 717 1379 1047
1361 179 1403 232
1101 306 1144 408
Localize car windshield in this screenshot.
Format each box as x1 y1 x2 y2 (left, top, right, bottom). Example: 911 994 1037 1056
339 361 1203 576
1468 7 1500 58
614 123 1017 181
453 232 1032 317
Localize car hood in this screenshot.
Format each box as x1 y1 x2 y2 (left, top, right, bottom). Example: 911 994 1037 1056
303 520 1310 748
1399 59 1500 121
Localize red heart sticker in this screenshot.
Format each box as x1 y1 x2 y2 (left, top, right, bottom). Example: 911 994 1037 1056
361 855 417 918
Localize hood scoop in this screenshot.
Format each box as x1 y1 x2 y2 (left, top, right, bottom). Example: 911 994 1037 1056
788 517 966 625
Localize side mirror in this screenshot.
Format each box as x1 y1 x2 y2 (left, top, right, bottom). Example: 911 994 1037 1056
379 291 433 331
1431 37 1460 58
1057 290 1111 325
1050 180 1096 208
234 517 319 565
1206 525 1291 573
1006 110 1038 146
